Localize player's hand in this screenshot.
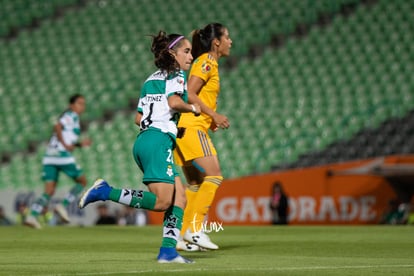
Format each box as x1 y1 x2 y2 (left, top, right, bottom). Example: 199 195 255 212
212 113 230 129
65 144 76 152
191 104 201 116
210 122 219 132
81 138 92 147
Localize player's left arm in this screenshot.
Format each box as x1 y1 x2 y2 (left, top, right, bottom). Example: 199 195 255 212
135 111 143 127
187 76 230 129
74 132 92 148
54 122 75 151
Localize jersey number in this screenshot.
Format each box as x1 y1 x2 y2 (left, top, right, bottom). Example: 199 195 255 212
140 103 154 130
166 149 172 163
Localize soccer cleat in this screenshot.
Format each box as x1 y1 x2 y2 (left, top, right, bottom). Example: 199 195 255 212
176 237 201 252
24 215 42 229
184 230 219 250
157 247 194 264
78 179 111 209
54 203 70 223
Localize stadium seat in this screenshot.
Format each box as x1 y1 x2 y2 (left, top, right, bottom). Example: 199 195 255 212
1 0 413 186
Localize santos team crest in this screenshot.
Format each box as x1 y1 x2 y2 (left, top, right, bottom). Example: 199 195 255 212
166 165 173 177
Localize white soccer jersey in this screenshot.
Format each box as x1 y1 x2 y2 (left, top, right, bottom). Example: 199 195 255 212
43 110 80 165
137 69 188 137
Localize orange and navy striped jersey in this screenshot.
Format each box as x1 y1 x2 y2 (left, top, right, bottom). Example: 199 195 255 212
177 53 219 131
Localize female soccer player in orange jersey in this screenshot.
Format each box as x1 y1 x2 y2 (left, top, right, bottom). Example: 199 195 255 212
174 22 232 250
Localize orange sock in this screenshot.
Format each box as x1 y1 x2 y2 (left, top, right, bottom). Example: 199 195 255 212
180 185 199 236
189 176 223 233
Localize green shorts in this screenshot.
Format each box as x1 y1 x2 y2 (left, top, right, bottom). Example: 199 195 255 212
42 163 83 182
132 128 177 185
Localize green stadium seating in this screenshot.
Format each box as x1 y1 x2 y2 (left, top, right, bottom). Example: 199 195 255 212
0 0 79 37
1 0 360 156
210 0 414 174
1 0 414 188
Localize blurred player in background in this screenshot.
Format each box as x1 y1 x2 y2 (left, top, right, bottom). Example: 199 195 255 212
79 31 201 264
269 181 289 225
174 22 232 251
0 205 13 226
25 94 91 229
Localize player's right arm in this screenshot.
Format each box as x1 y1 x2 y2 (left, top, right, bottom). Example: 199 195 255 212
168 94 201 116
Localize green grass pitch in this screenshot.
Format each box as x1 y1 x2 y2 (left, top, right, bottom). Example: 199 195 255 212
1 225 413 275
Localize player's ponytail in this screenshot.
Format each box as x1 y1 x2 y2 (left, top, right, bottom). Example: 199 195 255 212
191 29 205 60
191 23 225 60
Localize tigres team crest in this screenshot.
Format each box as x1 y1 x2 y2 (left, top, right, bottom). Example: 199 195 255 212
201 61 211 74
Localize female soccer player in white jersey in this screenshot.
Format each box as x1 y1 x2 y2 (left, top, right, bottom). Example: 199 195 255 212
25 94 91 229
79 31 201 264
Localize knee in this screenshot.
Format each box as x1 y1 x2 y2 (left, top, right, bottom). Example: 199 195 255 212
46 189 55 197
